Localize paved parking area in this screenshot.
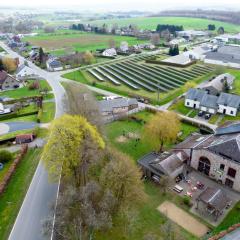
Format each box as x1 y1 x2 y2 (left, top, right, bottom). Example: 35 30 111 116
175 169 240 226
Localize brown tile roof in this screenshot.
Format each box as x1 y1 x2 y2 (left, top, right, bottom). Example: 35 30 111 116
0 71 8 84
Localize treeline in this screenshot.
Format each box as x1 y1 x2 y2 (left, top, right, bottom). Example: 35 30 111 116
156 24 183 33
152 10 240 25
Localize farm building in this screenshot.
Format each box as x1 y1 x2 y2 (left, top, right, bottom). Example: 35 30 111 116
185 88 240 116
183 45 213 60
139 122 240 193
204 45 240 68
102 48 117 57
162 54 192 66
200 73 235 95
98 98 138 117
176 30 208 40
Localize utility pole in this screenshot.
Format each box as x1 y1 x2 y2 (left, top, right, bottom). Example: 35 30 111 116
157 82 160 102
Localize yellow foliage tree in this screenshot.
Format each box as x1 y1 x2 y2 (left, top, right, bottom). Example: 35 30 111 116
42 114 105 186
83 51 95 65
144 111 180 152
2 57 18 72
182 81 197 93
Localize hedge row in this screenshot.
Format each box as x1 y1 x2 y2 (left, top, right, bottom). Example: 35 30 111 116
0 110 38 121
3 95 42 105
0 145 28 196
209 223 240 240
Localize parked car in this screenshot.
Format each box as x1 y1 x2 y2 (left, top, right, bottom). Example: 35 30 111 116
205 113 211 120
198 111 205 117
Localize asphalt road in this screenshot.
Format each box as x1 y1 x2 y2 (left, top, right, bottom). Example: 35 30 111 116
0 42 66 240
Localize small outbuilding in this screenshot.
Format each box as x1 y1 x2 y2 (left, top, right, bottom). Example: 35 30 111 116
196 187 229 221
15 134 35 144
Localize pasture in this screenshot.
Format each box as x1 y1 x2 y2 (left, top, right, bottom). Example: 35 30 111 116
23 31 147 54
87 16 240 33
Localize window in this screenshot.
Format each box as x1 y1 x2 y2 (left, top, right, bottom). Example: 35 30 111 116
230 110 234 115
220 164 225 171
225 178 234 188
227 168 236 178
186 102 190 106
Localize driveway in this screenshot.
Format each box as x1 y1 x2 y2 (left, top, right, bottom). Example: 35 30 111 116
7 122 37 132
0 123 10 135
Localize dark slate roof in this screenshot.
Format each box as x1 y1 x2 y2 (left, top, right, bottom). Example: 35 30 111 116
138 152 165 177
186 88 206 102
204 52 240 64
202 73 235 92
201 94 218 109
98 98 138 112
197 187 228 211
196 132 240 163
138 151 187 177
216 123 240 135
48 59 62 68
217 92 240 108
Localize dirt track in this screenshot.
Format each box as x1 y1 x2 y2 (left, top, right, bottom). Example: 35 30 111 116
158 201 209 237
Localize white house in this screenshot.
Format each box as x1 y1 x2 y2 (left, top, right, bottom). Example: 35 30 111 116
16 64 37 79
46 58 63 72
120 42 129 52
102 48 117 57
185 88 207 109
185 88 240 116
0 103 11 115
217 93 240 116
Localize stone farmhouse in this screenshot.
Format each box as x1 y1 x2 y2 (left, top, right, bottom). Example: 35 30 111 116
185 88 240 116
16 64 37 79
0 71 20 91
138 122 240 192
98 98 138 117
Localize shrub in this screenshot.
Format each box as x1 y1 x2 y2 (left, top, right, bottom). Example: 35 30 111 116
0 150 13 163
28 81 40 90
37 109 43 123
183 196 191 206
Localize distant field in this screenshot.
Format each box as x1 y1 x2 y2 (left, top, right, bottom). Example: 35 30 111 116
87 16 240 33
23 31 146 53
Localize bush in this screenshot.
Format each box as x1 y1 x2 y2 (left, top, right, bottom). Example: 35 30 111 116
37 109 43 123
28 81 40 90
183 196 191 206
0 150 13 163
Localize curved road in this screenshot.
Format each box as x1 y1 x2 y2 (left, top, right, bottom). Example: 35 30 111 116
0 42 66 240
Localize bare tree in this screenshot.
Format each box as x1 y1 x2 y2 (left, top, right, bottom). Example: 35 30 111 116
64 82 103 128
108 39 116 48
150 33 160 46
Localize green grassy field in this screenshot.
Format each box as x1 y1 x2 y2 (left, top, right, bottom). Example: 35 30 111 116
23 31 147 53
87 16 240 33
0 149 42 239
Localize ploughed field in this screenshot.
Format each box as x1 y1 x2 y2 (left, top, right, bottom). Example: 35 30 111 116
86 55 214 92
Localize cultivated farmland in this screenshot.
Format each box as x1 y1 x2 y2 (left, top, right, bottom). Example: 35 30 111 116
23 31 147 55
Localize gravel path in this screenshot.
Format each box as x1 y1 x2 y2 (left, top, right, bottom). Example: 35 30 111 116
158 201 209 238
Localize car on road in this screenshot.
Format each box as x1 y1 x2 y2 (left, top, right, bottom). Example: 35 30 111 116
198 111 205 117
205 113 211 120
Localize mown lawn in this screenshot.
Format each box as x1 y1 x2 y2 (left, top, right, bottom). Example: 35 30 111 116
104 110 198 161
0 80 52 99
169 99 192 115
40 102 56 123
88 16 240 33
0 148 42 240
